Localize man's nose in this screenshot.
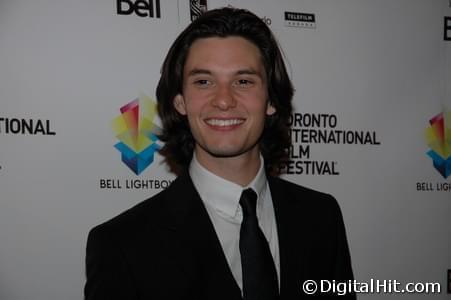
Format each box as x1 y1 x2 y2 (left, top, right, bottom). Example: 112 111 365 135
212 84 237 110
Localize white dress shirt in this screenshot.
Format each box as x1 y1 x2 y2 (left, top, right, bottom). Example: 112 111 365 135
189 154 280 292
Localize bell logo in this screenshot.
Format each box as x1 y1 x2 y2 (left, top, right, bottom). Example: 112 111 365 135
117 0 161 18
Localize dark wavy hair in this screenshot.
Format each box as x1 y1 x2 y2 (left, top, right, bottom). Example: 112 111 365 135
156 7 294 175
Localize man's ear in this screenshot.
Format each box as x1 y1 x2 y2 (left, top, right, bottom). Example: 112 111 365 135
173 94 187 115
266 102 276 116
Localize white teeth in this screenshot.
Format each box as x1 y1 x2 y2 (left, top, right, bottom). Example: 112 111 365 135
206 119 244 126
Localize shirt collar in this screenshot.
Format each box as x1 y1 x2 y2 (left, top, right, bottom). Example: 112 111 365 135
189 153 268 219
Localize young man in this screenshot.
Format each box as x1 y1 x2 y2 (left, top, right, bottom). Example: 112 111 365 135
85 7 355 300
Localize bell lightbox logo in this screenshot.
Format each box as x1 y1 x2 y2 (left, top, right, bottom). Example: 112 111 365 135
112 94 162 175
425 110 451 178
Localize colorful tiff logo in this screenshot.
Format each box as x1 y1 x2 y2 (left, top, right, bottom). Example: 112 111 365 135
425 110 451 178
112 94 162 175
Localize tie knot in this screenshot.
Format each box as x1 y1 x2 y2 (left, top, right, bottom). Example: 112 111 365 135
239 188 258 217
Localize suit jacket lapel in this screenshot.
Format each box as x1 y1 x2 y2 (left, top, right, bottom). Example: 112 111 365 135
159 172 242 300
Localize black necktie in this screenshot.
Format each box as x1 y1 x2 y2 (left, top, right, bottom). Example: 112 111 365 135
239 188 279 300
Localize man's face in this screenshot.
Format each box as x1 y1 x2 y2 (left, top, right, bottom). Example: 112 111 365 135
173 36 275 164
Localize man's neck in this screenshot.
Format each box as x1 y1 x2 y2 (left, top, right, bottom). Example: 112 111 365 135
194 149 261 187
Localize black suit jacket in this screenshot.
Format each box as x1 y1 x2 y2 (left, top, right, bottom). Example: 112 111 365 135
84 173 355 299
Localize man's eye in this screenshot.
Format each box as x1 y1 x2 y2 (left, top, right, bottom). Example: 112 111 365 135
194 79 210 86
235 79 253 87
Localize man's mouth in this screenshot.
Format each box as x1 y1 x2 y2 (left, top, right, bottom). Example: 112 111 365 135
204 118 245 127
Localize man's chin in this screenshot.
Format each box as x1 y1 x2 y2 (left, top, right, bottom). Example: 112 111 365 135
205 149 244 158
200 145 259 159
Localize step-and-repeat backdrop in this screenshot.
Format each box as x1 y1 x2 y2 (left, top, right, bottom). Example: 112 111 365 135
1 0 450 299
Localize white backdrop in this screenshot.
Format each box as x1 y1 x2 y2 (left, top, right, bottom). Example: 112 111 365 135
1 0 450 299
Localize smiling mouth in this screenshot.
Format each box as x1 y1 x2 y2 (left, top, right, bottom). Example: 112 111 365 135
204 118 245 127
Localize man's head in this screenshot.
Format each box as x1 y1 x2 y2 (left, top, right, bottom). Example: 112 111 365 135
156 7 294 175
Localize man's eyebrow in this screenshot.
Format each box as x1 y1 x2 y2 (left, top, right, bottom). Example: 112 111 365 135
187 68 212 77
236 69 260 76
186 68 263 77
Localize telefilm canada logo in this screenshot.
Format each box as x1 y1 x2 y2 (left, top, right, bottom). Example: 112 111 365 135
417 109 451 192
284 11 316 29
100 94 172 191
116 0 161 18
190 0 207 21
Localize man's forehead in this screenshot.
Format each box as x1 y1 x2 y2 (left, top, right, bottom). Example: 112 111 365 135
183 36 266 73
188 36 261 53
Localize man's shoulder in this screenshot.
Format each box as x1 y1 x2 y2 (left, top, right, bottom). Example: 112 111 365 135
88 173 193 237
268 176 347 234
268 176 341 211
87 189 163 241
269 176 333 199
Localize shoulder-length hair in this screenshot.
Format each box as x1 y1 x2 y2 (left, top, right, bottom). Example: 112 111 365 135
156 7 294 175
